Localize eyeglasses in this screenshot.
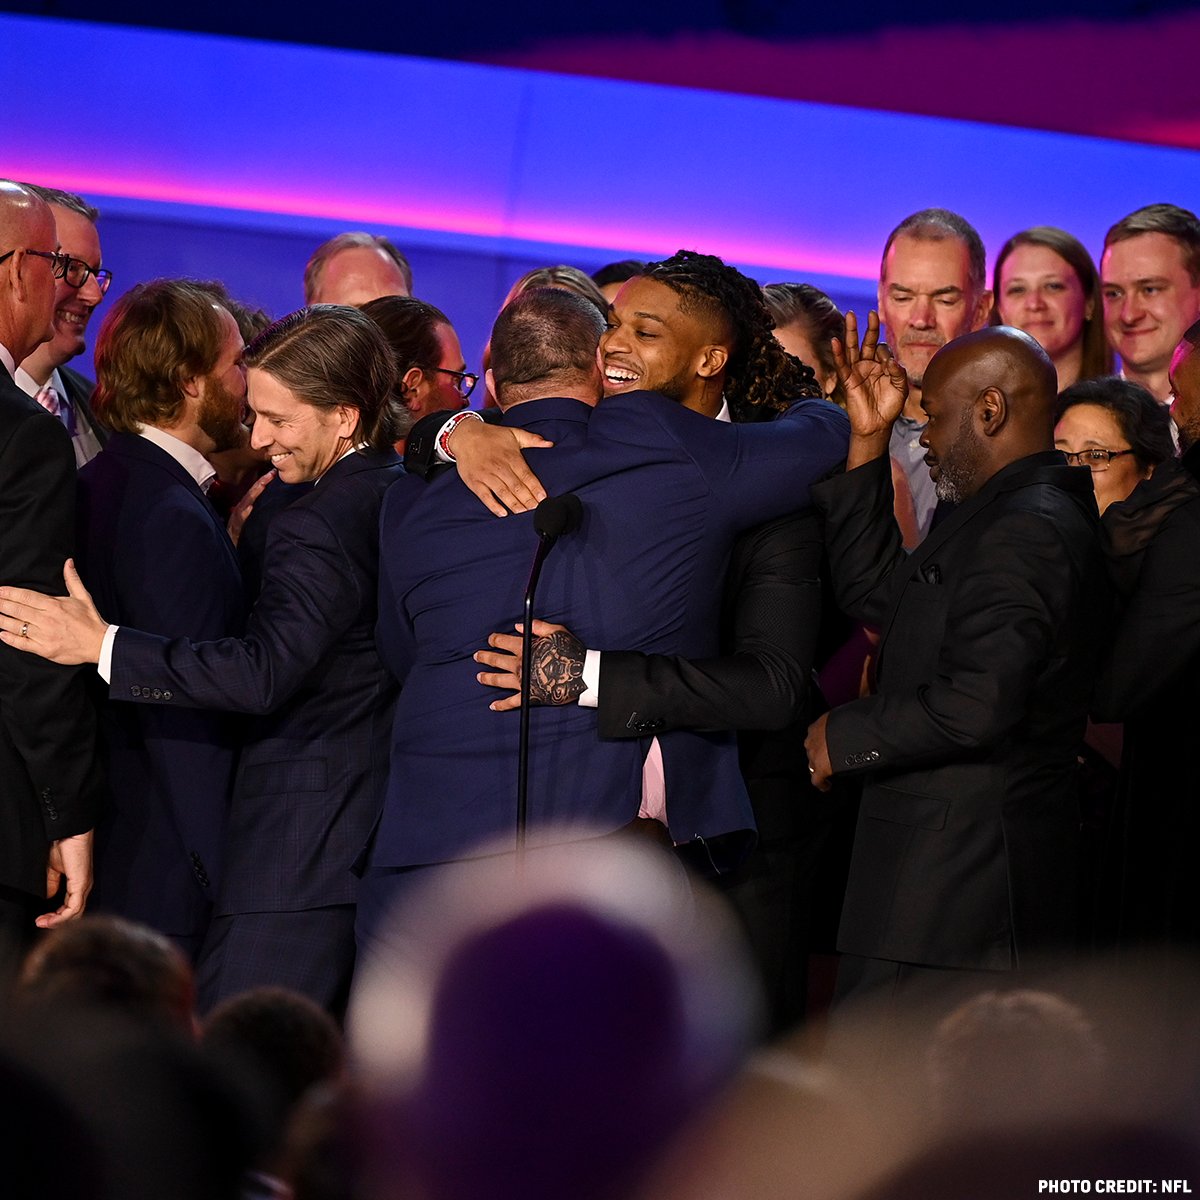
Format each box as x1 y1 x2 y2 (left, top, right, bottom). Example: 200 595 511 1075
61 254 113 294
434 367 478 399
0 248 69 279
1061 447 1136 471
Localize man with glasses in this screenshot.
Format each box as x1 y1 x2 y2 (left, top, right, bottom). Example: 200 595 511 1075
15 185 112 467
0 180 100 978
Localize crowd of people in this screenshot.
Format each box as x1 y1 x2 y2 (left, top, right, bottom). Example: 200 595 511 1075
1 174 1200 1196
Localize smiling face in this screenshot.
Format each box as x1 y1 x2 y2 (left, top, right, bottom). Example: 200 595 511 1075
247 367 358 482
598 276 721 408
1101 233 1200 386
997 244 1089 363
40 203 105 367
879 235 990 390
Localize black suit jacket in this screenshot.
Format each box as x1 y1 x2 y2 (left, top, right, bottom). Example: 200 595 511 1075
814 452 1110 970
597 510 822 737
0 370 100 896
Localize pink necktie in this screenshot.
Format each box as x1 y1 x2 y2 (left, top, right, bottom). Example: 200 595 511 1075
35 384 61 416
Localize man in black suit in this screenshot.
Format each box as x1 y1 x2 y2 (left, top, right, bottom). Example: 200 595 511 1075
76 280 248 960
804 316 1110 1001
0 180 100 979
14 185 111 467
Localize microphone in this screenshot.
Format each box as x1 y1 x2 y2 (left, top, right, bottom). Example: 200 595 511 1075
533 493 582 546
518 493 583 851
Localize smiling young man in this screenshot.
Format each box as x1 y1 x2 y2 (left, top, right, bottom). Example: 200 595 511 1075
877 209 993 540
1101 204 1200 402
15 185 112 466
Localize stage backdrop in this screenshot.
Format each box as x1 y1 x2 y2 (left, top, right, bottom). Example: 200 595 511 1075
3 13 1199 379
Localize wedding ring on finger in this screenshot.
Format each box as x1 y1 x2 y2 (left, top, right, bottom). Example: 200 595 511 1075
19 622 29 638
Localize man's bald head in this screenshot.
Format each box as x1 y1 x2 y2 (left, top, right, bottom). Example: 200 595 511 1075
0 181 59 362
920 327 1058 502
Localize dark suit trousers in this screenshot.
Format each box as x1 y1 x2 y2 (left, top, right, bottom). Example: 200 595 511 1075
196 907 357 1019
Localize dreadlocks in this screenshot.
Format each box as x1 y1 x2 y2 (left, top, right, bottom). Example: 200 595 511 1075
642 250 822 421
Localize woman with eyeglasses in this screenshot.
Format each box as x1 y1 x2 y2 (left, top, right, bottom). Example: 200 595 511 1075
1058 377 1200 949
1054 377 1173 514
360 296 475 452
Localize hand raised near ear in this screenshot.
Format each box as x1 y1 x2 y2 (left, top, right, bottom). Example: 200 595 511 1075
832 310 909 440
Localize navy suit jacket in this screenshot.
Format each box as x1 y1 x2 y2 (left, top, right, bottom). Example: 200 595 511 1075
76 433 245 937
373 391 849 869
108 448 404 914
0 370 100 896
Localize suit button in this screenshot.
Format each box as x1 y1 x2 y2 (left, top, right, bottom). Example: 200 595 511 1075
131 685 142 697
868 750 880 762
162 691 172 701
151 689 162 700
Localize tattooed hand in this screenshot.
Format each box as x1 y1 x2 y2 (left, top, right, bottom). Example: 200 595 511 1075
528 629 587 705
474 620 586 711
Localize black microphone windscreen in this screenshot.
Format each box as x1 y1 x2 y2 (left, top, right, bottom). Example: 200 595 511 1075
534 493 583 541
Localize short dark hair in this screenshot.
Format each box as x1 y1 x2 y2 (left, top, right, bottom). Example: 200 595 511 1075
489 287 604 401
644 250 822 418
1104 204 1200 285
17 182 99 223
15 915 194 1031
202 987 343 1154
1056 376 1175 471
591 259 647 290
304 232 413 302
244 305 401 450
762 282 846 403
360 294 451 378
1182 317 1200 350
882 207 987 294
94 279 230 433
992 226 1113 383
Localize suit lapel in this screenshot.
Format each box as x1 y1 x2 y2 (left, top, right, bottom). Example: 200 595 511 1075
106 433 238 569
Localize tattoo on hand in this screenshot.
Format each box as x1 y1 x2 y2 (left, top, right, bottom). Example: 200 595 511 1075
528 630 586 705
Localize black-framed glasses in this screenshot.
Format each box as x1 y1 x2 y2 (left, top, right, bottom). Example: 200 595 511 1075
61 255 113 294
434 367 478 399
1062 447 1136 471
0 248 69 279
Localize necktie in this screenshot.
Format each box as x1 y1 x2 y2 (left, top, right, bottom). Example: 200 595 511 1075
35 384 76 437
35 384 61 417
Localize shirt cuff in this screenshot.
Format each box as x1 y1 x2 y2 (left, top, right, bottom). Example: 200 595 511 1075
578 649 601 708
98 624 119 684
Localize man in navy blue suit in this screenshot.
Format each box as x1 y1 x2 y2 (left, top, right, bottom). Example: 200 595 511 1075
359 285 848 938
76 279 248 959
0 307 405 1015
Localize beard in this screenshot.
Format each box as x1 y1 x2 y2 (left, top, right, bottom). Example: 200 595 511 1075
198 374 247 453
933 409 985 504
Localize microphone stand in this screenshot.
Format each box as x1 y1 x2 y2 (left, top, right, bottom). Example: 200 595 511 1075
517 494 581 852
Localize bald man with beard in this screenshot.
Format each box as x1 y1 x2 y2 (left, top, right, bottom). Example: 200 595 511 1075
804 317 1111 1002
